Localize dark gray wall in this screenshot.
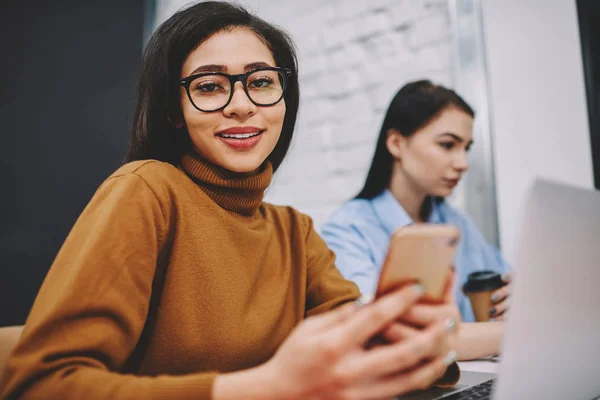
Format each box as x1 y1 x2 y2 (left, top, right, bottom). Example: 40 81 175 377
0 0 146 325
578 0 600 190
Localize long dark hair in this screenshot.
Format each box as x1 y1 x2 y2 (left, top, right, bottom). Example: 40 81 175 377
124 1 299 172
356 80 474 200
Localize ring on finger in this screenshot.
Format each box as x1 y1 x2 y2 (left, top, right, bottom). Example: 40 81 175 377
444 317 458 333
355 293 374 307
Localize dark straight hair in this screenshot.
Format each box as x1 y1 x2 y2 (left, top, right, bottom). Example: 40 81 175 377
356 80 475 202
124 1 300 172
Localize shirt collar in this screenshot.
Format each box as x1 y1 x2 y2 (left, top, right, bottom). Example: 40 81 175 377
370 189 413 236
370 189 444 235
429 199 444 224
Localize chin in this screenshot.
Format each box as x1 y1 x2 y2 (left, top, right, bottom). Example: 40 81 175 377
221 155 267 174
431 187 454 198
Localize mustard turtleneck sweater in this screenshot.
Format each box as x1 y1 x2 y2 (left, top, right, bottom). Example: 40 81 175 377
0 154 361 400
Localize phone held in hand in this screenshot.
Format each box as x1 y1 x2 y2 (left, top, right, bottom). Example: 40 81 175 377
374 224 459 303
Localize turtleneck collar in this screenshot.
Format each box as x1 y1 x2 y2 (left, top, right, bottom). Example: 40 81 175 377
180 153 273 216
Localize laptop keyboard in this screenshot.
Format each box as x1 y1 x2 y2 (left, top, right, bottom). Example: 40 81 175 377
442 378 495 399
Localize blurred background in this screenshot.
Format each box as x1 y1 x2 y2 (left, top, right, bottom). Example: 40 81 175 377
1 0 599 326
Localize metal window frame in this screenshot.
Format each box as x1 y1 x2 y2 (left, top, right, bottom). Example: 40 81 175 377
448 0 500 247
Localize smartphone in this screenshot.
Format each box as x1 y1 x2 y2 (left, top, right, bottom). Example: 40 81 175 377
374 224 459 302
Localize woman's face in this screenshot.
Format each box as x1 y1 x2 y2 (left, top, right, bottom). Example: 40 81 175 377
179 28 286 173
388 106 474 197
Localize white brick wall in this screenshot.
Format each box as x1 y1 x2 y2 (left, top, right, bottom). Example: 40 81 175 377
155 0 455 228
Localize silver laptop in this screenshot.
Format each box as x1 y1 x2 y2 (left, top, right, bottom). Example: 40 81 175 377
399 179 600 399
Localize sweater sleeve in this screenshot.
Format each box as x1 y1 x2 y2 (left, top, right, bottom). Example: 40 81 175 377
302 216 361 318
0 173 218 400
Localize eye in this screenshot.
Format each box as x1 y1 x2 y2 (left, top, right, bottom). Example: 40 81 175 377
439 142 455 150
466 143 473 152
249 76 274 89
194 82 222 93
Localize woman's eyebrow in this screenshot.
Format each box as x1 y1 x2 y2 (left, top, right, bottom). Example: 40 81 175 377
244 61 273 71
438 132 464 142
189 64 226 75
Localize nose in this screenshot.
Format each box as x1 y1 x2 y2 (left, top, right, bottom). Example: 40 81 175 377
223 81 257 118
453 150 469 172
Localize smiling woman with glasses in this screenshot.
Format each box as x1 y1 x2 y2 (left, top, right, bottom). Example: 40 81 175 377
0 3 461 400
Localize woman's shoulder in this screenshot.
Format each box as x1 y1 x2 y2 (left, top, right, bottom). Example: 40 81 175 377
261 203 313 231
262 199 376 231
104 159 191 201
111 159 183 181
323 198 379 230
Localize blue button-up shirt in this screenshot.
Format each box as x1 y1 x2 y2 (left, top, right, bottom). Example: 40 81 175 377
321 189 510 322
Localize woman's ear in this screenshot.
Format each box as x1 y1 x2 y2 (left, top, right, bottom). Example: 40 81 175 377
386 128 405 159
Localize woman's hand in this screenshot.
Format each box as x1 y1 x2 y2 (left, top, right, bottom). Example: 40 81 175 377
259 284 457 400
490 273 512 320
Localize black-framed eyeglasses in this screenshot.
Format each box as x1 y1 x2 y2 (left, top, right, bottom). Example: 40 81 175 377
180 67 292 112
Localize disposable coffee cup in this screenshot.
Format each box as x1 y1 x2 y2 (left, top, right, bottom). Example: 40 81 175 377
463 271 506 322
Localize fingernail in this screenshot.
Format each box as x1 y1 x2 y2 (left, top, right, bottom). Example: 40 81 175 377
489 308 497 317
414 284 425 295
490 317 497 322
355 293 373 307
444 317 458 333
444 350 457 366
491 294 499 303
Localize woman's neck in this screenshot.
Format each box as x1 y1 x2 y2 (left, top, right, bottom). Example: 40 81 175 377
388 166 428 223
